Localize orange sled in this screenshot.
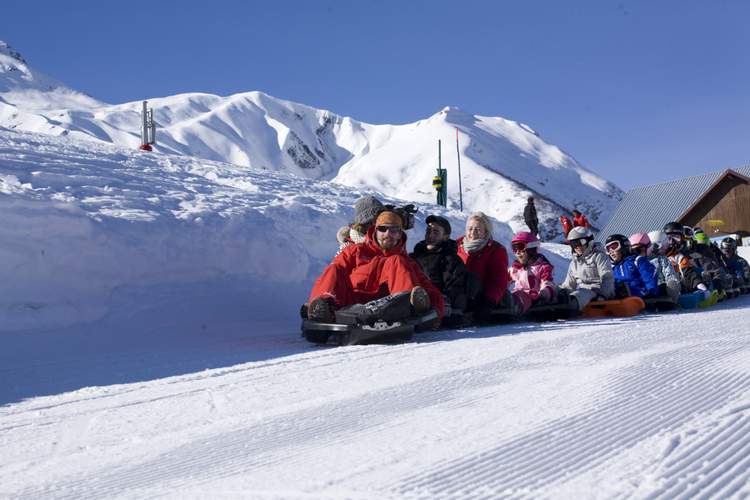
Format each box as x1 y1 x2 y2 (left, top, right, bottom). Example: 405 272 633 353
581 296 646 319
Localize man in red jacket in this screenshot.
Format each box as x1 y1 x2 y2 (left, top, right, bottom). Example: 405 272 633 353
308 207 445 323
572 210 591 229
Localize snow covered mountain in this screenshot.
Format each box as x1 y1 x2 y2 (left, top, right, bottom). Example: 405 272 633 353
0 40 622 238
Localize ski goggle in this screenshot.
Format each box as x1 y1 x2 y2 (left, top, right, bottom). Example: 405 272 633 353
569 239 585 248
605 241 622 252
376 225 402 234
667 234 682 243
511 241 528 252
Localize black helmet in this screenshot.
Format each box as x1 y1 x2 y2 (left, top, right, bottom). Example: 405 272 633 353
663 221 684 236
605 234 631 261
721 237 737 251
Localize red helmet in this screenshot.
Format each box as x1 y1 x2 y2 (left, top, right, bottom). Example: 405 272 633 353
511 231 540 252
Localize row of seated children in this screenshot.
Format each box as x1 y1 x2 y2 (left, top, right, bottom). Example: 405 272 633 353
308 196 748 327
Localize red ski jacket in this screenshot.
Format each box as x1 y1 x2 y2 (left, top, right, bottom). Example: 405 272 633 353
309 227 445 318
456 237 509 305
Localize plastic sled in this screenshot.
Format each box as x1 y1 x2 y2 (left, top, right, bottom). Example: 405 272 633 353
301 292 438 346
522 300 580 321
644 295 679 312
580 296 645 319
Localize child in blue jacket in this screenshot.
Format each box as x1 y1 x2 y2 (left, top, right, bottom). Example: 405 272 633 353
605 234 659 298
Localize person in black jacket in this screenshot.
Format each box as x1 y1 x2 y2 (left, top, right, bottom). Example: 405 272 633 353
523 197 539 238
411 215 470 326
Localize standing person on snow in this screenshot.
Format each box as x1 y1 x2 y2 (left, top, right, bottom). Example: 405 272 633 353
559 215 573 239
605 234 659 298
560 226 614 310
644 230 681 301
410 215 469 326
308 206 445 323
572 210 591 229
663 222 711 297
336 195 383 253
508 232 556 315
523 197 540 238
457 212 509 322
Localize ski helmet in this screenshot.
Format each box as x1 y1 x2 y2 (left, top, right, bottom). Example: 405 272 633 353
647 230 668 255
721 237 737 253
663 221 684 236
628 233 651 254
566 226 593 249
511 231 540 253
694 232 709 245
628 233 650 250
605 234 631 261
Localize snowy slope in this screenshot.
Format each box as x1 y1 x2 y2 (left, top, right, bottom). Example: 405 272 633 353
3 290 750 498
1 128 749 498
0 40 621 239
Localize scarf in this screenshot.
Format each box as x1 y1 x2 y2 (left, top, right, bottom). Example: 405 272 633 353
463 237 489 254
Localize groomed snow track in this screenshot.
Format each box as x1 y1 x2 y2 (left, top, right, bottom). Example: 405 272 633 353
2 299 750 499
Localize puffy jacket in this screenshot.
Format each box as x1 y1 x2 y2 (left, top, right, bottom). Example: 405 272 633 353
572 214 591 228
666 249 706 292
456 237 509 305
559 216 573 237
650 254 681 290
410 239 469 312
725 254 750 280
561 241 614 298
509 253 556 302
310 227 445 317
612 255 659 297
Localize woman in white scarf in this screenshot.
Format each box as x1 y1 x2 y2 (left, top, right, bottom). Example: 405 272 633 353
457 212 510 321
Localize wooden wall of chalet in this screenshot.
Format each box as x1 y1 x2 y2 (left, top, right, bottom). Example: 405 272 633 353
681 175 750 236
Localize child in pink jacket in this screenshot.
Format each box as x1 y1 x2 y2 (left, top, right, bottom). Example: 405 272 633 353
509 232 557 314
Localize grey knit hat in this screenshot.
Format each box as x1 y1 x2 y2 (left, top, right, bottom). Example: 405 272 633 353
354 196 383 226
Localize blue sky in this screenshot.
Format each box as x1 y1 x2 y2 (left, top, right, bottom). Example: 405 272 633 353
3 0 748 190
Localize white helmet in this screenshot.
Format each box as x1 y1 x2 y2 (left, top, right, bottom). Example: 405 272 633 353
566 226 594 250
647 230 668 255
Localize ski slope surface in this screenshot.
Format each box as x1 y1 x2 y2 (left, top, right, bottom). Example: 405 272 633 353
3 298 750 499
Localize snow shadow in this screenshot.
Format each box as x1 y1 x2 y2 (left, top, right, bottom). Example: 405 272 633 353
0 278 314 406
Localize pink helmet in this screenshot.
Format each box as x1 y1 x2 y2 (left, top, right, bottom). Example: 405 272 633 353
629 233 650 251
511 231 540 251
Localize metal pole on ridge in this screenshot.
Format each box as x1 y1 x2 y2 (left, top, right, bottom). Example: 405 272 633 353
456 128 463 212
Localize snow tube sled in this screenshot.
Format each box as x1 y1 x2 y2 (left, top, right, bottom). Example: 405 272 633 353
580 296 645 319
301 291 438 346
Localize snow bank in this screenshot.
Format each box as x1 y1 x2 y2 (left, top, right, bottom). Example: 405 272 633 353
0 130 519 331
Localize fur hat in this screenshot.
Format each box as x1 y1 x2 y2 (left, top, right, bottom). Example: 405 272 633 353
466 211 493 238
354 196 383 226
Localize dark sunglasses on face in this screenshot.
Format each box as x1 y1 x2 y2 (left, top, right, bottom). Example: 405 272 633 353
376 225 402 234
511 242 527 252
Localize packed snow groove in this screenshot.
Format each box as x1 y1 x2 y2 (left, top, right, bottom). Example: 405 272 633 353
5 302 750 499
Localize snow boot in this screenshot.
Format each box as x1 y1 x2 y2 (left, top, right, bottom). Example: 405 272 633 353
410 286 431 315
308 296 336 323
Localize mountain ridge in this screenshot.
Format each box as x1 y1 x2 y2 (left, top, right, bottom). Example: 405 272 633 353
0 40 622 238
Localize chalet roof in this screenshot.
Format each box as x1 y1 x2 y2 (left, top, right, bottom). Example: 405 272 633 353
596 166 750 241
